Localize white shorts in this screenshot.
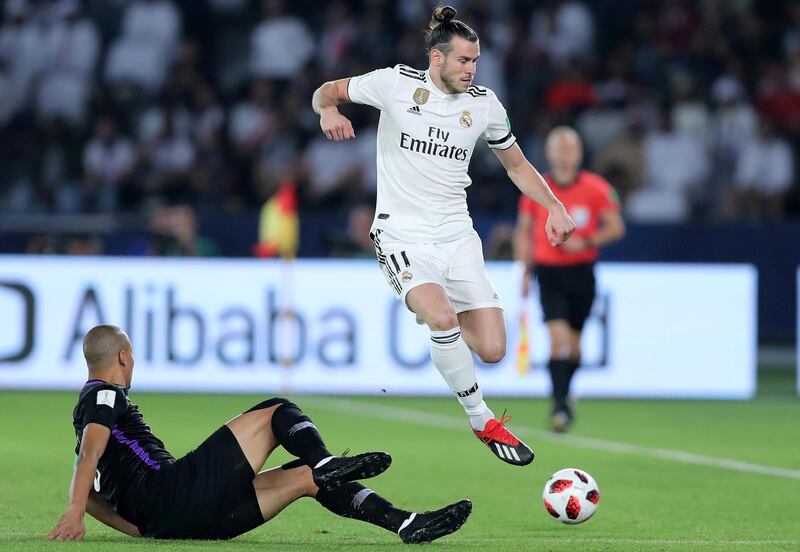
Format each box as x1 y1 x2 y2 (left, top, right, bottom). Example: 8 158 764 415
369 229 502 314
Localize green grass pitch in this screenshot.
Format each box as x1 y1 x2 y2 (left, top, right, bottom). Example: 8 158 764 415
2 372 798 551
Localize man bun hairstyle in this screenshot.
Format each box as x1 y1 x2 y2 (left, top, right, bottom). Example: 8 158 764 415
430 5 457 27
426 5 478 55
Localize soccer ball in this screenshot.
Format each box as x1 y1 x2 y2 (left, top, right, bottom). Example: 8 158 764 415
542 468 600 524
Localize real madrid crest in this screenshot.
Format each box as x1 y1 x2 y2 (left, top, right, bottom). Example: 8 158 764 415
413 88 430 105
459 110 473 128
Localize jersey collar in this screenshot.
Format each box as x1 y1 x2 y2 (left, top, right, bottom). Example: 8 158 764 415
424 70 451 100
548 170 584 188
82 378 129 395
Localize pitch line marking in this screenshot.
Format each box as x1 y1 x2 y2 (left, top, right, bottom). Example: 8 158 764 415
465 537 800 546
2 533 798 546
311 398 800 480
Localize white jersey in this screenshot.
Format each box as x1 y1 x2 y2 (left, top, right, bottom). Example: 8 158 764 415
347 64 516 245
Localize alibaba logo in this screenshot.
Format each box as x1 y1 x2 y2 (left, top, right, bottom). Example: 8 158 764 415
0 282 35 362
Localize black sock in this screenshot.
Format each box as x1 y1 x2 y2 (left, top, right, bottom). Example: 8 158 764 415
315 482 411 533
548 359 572 413
565 358 581 392
271 402 333 468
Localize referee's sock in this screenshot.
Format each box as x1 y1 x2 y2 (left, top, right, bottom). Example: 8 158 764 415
548 359 572 413
566 358 581 393
315 482 410 533
429 327 494 431
271 402 333 468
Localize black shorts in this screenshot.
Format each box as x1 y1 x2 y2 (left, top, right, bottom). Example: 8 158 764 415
138 426 263 539
534 262 596 331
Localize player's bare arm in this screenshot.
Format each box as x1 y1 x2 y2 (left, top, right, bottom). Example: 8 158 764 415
591 210 626 247
312 78 356 141
494 143 576 246
46 423 113 541
86 490 141 537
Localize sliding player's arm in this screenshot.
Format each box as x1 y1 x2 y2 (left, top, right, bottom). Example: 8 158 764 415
312 78 355 141
46 424 110 541
495 143 576 246
86 490 141 537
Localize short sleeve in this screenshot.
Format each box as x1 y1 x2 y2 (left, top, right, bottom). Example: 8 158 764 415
484 93 516 150
595 177 621 213
347 67 397 110
81 385 125 430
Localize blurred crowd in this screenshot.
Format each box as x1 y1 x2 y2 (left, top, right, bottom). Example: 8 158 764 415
2 0 800 257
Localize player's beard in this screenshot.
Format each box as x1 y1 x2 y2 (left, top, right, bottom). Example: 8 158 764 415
440 62 470 94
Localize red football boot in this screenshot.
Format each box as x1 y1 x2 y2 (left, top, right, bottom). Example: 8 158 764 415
472 411 534 466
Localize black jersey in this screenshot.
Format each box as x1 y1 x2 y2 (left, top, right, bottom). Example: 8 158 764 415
72 380 175 525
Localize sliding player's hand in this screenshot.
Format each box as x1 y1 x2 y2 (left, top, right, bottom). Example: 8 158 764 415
320 108 355 141
46 508 85 541
546 205 576 247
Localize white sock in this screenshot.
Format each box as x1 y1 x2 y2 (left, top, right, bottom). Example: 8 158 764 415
469 408 494 432
430 327 494 431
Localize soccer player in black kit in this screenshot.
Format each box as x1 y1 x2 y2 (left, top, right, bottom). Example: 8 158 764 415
47 325 471 542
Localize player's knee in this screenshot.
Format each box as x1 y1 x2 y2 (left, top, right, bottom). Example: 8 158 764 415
549 338 572 360
271 400 316 440
245 397 291 414
270 399 303 425
478 341 506 364
271 397 294 410
428 311 459 331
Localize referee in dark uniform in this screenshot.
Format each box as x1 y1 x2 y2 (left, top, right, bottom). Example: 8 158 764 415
47 325 471 543
514 127 625 432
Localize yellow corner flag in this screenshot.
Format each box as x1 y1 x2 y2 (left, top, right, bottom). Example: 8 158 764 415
517 308 530 376
254 180 299 259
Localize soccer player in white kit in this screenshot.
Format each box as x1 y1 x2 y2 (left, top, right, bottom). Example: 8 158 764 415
312 6 575 466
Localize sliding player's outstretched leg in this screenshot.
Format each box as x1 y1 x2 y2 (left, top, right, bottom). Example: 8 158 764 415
235 398 392 490
397 499 473 544
312 452 392 491
310 473 472 544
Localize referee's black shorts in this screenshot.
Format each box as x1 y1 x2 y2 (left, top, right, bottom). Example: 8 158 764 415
533 262 596 331
138 425 263 539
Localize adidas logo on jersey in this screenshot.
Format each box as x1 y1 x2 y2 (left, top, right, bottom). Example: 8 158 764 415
406 105 421 116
